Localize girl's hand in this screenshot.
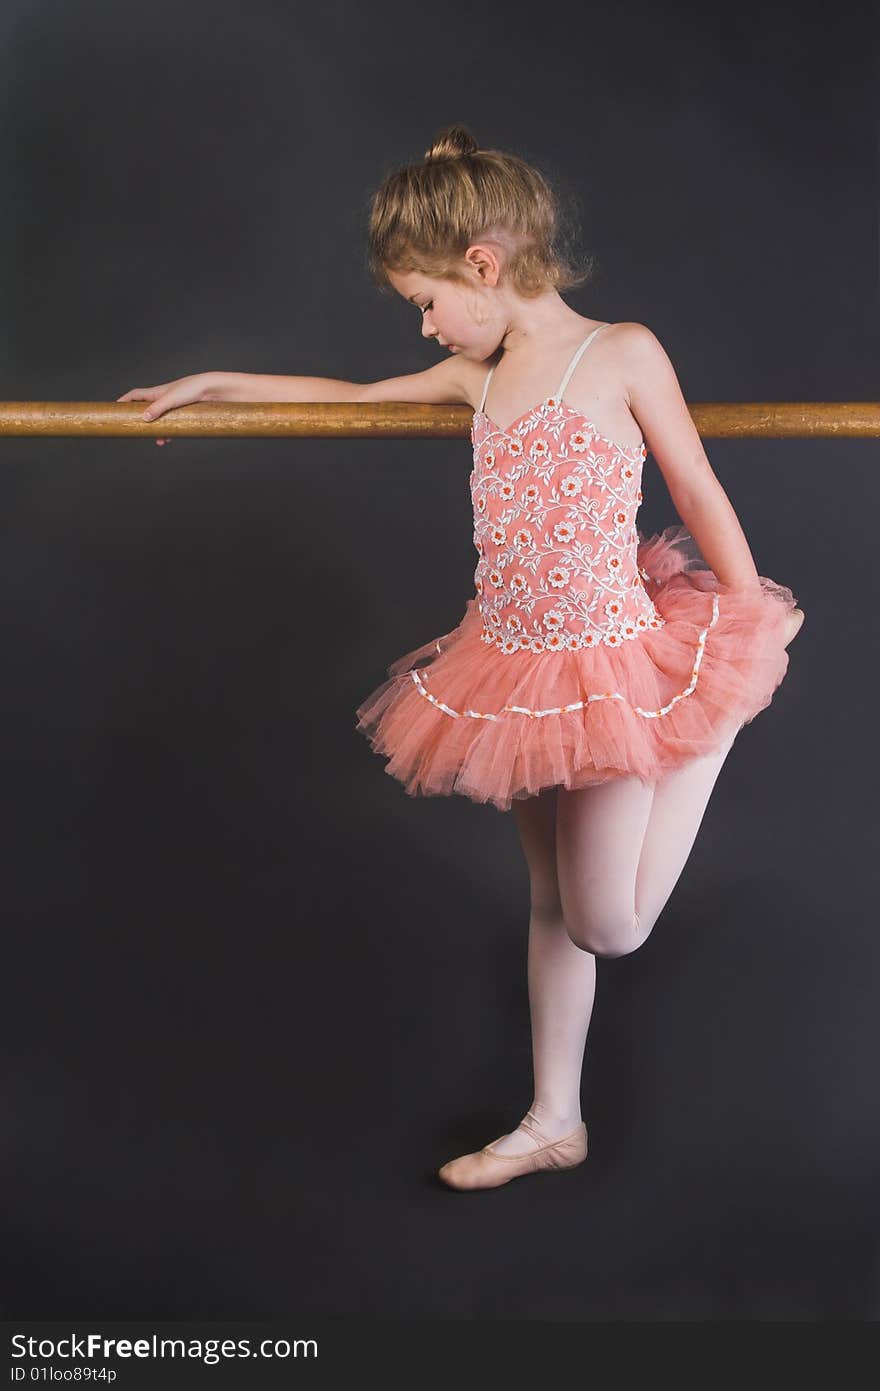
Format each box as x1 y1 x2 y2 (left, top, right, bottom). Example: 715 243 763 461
116 371 220 446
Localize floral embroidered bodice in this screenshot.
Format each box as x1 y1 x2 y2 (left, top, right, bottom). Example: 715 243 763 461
469 324 664 654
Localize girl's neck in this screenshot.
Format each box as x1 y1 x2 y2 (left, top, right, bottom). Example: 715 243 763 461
497 297 597 358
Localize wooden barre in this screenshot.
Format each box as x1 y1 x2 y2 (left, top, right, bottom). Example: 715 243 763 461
0 401 878 439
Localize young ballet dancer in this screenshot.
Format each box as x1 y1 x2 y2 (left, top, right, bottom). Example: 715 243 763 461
118 125 804 1192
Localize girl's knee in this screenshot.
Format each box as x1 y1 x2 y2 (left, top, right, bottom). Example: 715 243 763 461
569 931 639 959
566 908 651 958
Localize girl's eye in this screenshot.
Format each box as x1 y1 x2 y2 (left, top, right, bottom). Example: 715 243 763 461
420 301 433 314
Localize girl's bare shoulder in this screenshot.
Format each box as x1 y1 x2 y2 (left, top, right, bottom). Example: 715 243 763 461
601 322 673 387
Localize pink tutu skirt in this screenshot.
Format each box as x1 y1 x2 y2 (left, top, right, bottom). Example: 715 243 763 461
355 525 799 812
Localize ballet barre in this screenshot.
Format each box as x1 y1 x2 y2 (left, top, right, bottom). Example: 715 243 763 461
0 401 878 439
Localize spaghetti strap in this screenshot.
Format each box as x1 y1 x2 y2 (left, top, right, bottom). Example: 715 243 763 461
555 323 611 401
480 323 610 419
478 362 497 414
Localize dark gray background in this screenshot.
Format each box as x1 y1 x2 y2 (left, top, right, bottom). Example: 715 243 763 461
2 0 878 1323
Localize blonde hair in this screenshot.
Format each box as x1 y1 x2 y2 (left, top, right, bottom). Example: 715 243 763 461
366 125 596 300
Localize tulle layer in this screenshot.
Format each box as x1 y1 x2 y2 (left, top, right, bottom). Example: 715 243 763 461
354 525 799 812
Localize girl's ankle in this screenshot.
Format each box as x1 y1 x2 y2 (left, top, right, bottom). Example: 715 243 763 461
527 1100 583 1131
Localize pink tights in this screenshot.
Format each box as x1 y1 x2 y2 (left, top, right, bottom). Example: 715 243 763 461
491 727 740 1155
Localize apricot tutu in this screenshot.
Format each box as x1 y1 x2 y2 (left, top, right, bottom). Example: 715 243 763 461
355 327 799 813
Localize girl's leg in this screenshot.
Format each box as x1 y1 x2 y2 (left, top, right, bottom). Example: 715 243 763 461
489 786 598 1157
556 728 739 958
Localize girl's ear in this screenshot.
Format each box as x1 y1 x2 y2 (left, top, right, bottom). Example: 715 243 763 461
465 241 502 287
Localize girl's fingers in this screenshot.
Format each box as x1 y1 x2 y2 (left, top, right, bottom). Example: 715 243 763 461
116 386 175 407
116 389 176 440
142 393 187 420
116 387 190 440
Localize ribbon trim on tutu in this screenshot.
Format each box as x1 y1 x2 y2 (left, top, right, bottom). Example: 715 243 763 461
408 593 720 721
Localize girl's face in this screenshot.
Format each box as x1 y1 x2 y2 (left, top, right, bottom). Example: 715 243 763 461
387 266 500 362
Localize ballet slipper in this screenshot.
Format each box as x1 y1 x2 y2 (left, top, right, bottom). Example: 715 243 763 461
783 607 804 647
437 1112 588 1191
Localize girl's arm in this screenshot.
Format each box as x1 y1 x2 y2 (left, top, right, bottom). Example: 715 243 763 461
222 353 470 406
119 355 470 423
621 324 763 593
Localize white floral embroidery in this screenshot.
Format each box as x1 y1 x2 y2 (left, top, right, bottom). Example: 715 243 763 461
469 398 660 654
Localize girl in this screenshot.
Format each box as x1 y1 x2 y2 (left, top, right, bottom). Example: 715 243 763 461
118 126 804 1192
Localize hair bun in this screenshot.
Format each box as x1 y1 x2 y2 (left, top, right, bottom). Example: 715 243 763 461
424 124 480 161
368 129 596 301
